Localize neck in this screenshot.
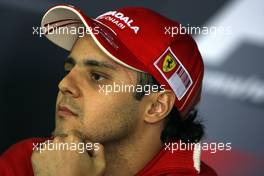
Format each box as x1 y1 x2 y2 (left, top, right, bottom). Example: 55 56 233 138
103 126 163 176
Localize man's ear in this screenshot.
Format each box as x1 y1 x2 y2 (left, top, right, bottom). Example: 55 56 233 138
144 90 176 123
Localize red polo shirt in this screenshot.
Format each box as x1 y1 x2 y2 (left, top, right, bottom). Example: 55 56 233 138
0 138 216 176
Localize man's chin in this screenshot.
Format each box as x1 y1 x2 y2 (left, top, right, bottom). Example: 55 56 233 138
52 128 87 140
52 127 70 137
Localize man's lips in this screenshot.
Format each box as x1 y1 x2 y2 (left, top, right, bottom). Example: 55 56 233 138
57 106 78 117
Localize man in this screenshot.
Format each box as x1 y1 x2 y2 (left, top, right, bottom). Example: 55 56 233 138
0 5 217 176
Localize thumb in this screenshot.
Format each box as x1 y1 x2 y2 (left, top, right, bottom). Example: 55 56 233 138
92 143 106 170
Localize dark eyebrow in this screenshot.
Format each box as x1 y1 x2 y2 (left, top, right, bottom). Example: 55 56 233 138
84 59 117 70
65 57 116 70
65 57 117 70
65 57 76 65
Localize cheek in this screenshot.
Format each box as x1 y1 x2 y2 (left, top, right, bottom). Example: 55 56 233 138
81 93 122 122
80 92 140 140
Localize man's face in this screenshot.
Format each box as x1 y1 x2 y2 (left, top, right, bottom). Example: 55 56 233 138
54 35 142 144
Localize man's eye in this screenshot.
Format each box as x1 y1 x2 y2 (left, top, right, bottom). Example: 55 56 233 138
90 72 106 82
64 64 73 75
64 69 71 76
64 70 70 75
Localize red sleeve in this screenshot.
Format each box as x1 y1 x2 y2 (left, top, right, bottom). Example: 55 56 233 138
162 162 217 176
0 138 47 176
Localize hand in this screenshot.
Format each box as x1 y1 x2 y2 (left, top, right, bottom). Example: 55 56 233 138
31 133 106 176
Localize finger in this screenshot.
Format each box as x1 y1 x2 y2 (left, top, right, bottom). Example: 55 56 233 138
66 130 85 143
83 140 94 156
52 131 68 139
91 143 106 169
53 136 64 143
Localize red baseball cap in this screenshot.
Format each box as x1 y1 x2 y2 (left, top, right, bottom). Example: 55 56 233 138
41 4 204 119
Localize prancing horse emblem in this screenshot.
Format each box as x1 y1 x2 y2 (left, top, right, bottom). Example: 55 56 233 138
162 53 176 72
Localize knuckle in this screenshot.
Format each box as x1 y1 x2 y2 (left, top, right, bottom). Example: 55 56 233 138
53 137 62 143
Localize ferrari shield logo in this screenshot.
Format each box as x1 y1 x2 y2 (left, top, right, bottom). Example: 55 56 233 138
154 47 193 100
162 53 176 72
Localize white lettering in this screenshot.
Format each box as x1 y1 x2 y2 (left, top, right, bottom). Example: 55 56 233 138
96 11 140 34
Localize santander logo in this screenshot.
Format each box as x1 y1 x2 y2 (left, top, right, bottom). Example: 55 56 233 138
96 11 140 34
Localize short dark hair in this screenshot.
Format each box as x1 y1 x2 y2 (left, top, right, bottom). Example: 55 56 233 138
134 72 204 143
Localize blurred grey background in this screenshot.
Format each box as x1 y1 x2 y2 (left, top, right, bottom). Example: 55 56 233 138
0 0 263 175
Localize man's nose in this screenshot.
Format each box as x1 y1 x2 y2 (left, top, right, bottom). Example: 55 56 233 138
58 68 81 98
